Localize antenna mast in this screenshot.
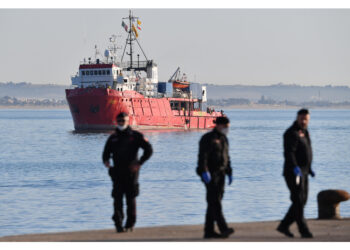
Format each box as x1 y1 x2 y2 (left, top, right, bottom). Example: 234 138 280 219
94 45 100 60
108 34 121 64
128 10 133 67
121 10 149 70
122 10 137 68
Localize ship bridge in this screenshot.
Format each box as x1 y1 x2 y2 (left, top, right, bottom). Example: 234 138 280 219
71 60 123 88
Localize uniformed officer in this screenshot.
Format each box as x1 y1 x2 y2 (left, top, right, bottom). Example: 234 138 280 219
102 112 153 233
277 109 315 238
196 116 234 239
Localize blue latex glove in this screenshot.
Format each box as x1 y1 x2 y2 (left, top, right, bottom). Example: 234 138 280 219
228 175 233 185
202 171 211 184
293 166 302 177
310 169 315 178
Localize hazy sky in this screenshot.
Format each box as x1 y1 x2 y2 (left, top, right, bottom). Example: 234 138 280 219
1 9 350 86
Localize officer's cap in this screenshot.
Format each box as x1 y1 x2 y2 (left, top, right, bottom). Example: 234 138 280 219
116 112 128 120
297 109 309 116
214 116 230 125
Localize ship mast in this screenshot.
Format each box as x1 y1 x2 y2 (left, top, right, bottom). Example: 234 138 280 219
127 9 133 67
121 10 149 71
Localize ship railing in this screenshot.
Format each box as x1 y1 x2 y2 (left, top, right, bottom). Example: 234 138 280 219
121 61 149 69
79 61 121 67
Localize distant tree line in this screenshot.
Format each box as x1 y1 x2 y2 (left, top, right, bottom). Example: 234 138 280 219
208 95 350 108
0 81 31 86
0 96 67 106
207 98 251 106
256 95 350 107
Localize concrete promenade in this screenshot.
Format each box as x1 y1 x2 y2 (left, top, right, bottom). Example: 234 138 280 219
1 219 349 242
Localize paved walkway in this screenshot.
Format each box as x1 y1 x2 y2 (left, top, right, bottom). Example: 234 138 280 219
1 219 349 242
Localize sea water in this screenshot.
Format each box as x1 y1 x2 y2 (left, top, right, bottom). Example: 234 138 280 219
0 109 349 237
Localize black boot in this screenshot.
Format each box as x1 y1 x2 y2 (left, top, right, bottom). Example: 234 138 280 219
124 221 134 232
277 224 294 238
124 226 134 232
221 227 234 238
115 225 125 233
301 231 313 238
204 231 222 239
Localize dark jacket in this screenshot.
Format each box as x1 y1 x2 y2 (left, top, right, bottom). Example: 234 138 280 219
283 121 313 176
102 126 153 176
196 128 232 177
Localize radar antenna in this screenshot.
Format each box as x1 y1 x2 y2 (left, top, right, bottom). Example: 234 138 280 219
107 34 122 63
94 45 100 60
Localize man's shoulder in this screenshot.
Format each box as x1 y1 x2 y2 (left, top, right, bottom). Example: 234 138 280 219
284 124 299 139
201 130 216 141
108 132 119 141
129 128 144 139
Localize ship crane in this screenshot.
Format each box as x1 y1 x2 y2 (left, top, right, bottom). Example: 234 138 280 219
168 67 181 82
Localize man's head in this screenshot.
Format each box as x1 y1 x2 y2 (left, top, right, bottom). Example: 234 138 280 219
296 108 310 129
215 116 230 135
116 112 129 130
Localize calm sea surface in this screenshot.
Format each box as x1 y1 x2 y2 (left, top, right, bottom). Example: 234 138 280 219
0 109 349 237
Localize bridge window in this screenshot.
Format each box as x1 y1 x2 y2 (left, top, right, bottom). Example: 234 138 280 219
94 70 97 75
82 71 85 76
90 70 93 75
107 70 110 75
102 70 106 75
86 71 89 75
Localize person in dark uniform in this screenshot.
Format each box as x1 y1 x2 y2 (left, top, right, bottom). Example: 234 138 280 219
277 109 315 238
196 116 234 239
102 112 153 233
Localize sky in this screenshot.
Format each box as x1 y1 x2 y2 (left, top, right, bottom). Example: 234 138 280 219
0 8 350 86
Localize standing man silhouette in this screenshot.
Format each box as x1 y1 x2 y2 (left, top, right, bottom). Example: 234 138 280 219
277 109 315 238
103 112 153 233
196 116 234 239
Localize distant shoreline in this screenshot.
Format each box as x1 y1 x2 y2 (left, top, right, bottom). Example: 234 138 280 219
212 104 350 110
1 104 350 110
0 105 69 110
211 104 350 111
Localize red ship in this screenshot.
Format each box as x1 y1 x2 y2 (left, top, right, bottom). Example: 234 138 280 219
66 11 224 131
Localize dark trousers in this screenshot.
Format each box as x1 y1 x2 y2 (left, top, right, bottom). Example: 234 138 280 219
279 174 310 234
109 169 139 228
204 173 229 234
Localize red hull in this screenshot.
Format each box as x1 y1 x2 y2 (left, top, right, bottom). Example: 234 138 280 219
65 88 222 131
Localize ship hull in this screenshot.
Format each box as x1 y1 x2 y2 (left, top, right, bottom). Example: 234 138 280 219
65 88 222 131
